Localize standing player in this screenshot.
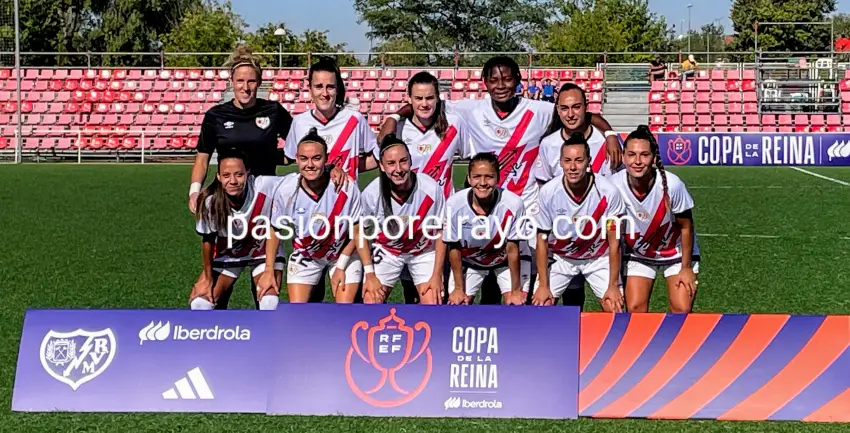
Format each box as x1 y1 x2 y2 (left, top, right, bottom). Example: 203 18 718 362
257 129 380 303
610 125 700 313
189 150 285 311
360 134 447 304
443 153 529 305
284 57 379 180
531 133 626 312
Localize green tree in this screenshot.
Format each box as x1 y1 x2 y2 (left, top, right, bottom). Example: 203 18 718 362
677 22 728 63
161 0 246 67
833 13 850 39
728 0 837 55
245 24 360 67
533 0 673 67
353 0 552 55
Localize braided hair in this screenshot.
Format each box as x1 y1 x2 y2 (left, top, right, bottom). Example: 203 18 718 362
624 125 672 220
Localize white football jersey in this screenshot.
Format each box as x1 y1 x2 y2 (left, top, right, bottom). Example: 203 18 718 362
196 175 284 264
388 113 472 198
361 173 445 256
284 107 378 180
610 169 701 264
447 97 553 208
534 125 619 183
535 174 626 260
442 187 528 269
270 173 362 262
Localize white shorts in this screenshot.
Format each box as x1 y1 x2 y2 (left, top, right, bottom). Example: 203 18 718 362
625 260 700 280
373 244 435 287
533 254 619 299
286 251 363 286
451 261 531 297
214 261 284 279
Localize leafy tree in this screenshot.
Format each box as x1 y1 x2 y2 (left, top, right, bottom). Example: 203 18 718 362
245 24 360 67
728 0 837 55
353 0 552 55
533 0 673 67
677 22 728 63
161 0 246 67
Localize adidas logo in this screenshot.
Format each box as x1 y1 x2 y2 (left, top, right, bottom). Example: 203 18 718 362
162 367 214 400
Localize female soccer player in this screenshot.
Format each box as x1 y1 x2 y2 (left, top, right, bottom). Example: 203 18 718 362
360 134 447 304
284 57 378 180
189 45 293 214
257 128 381 303
189 150 285 311
532 133 626 312
610 125 700 313
443 153 528 305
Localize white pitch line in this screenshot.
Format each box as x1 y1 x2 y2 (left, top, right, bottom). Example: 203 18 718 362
700 233 850 240
689 185 785 189
789 167 850 186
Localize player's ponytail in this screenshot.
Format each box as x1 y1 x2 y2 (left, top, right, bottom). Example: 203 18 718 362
626 125 673 221
196 150 249 232
407 72 449 140
378 134 410 218
298 127 328 153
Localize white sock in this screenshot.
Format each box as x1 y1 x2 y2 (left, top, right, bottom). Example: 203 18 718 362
259 295 279 310
190 297 214 310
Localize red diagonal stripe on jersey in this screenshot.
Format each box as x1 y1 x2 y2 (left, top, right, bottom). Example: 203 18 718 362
496 110 535 187
506 145 540 196
294 190 349 258
326 116 359 178
569 196 608 258
230 193 267 257
421 125 457 183
635 199 668 257
462 209 514 266
397 194 435 251
592 141 607 174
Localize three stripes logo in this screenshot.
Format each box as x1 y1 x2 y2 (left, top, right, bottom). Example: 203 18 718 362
162 367 214 400
827 140 850 161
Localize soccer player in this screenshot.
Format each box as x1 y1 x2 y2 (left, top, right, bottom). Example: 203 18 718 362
189 45 293 214
360 134 447 304
443 153 529 305
610 125 700 313
284 57 379 180
532 133 626 312
189 149 285 311
258 128 381 303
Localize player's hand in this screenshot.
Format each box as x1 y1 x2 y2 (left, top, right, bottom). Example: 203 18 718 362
602 285 624 313
677 268 698 298
605 135 623 172
328 166 350 192
189 274 214 304
363 274 384 304
507 290 525 306
448 289 469 305
532 285 555 306
255 270 279 300
331 267 346 295
423 274 443 304
188 192 200 214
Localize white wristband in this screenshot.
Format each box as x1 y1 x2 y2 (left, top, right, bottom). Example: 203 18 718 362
604 130 618 138
388 114 401 122
189 182 202 196
336 254 351 270
363 264 375 274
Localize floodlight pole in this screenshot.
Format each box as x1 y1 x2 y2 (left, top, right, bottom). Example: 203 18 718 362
14 0 21 164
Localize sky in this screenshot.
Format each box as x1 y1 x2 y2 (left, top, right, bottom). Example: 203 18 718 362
231 0 849 53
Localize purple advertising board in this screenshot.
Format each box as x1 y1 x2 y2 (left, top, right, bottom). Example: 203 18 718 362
12 309 276 413
266 304 580 419
657 132 850 166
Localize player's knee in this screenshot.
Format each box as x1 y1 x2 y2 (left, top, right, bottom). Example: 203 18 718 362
259 295 279 310
190 297 214 310
668 301 692 314
627 299 649 313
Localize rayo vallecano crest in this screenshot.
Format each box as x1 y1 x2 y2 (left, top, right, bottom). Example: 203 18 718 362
255 116 271 129
40 328 116 391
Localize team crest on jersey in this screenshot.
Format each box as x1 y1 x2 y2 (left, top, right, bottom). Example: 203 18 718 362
40 328 116 391
493 127 509 138
322 135 335 146
417 143 432 155
636 211 650 221
256 116 271 129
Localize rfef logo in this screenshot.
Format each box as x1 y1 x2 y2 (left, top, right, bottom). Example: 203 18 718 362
344 308 432 408
666 136 692 165
40 328 116 391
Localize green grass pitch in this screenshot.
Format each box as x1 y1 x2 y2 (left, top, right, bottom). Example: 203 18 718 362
1 163 849 431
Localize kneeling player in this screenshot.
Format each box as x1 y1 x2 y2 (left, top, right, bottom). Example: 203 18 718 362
258 128 379 303
360 134 447 304
444 153 528 305
532 133 626 312
611 126 700 313
190 150 285 311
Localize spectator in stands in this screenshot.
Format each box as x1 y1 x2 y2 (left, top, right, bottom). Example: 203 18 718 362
649 56 667 81
681 54 697 80
541 78 557 103
526 80 541 100
516 81 526 98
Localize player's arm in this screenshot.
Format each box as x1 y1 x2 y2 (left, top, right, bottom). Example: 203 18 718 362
604 218 624 313
446 242 467 304
377 105 413 143
189 233 217 304
506 240 522 296
587 113 623 171
532 201 555 306
353 223 385 303
277 104 295 165
359 152 379 172
190 113 218 213
676 208 697 296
